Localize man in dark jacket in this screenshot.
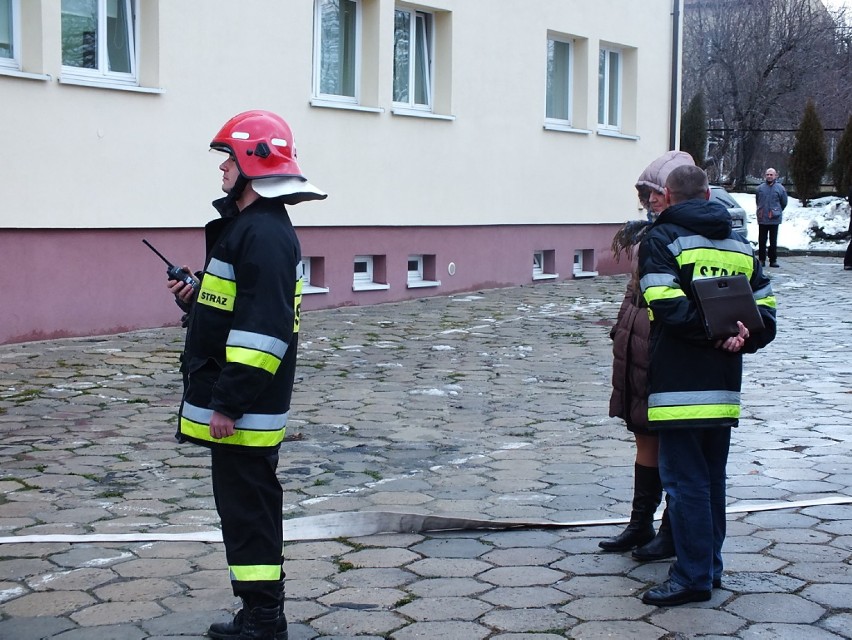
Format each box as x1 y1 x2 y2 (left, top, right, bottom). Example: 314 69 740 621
638 165 777 606
168 110 325 639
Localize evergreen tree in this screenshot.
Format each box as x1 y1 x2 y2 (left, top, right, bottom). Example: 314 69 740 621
832 114 852 196
790 100 827 206
680 92 707 166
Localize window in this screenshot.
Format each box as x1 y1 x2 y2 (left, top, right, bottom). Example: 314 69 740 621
393 7 432 110
302 257 329 295
353 255 389 291
598 47 621 130
546 37 572 123
61 0 137 85
407 254 440 288
574 249 598 279
533 250 557 281
408 255 422 281
0 0 18 69
313 0 359 102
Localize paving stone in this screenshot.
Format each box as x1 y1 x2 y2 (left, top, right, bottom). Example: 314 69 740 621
480 607 577 633
390 620 491 640
311 609 406 636
739 623 847 639
821 613 852 639
566 620 668 639
397 595 492 621
724 593 825 623
649 606 745 636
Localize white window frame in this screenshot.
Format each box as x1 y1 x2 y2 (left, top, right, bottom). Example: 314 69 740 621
407 254 440 288
533 250 558 281
545 36 572 126
0 0 20 71
301 257 329 295
353 255 389 291
60 0 138 87
312 0 361 105
598 46 622 131
573 249 598 279
408 254 423 281
392 6 433 112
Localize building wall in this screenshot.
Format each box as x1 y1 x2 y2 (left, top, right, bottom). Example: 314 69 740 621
0 0 680 344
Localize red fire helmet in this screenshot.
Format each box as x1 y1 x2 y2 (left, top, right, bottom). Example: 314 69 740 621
210 110 304 180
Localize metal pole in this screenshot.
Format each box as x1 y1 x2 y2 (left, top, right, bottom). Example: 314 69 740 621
670 0 682 150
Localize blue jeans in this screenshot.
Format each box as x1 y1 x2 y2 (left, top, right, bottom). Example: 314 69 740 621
658 427 731 590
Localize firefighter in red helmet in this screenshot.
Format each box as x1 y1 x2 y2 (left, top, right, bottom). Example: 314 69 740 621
168 110 325 640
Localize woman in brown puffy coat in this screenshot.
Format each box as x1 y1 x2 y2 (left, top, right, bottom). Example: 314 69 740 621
599 150 694 560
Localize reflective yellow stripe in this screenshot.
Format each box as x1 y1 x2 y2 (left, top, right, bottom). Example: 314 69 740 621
644 285 687 304
180 417 285 447
757 295 777 309
226 346 281 374
198 274 236 312
230 564 282 582
676 248 754 277
648 403 740 422
294 277 303 334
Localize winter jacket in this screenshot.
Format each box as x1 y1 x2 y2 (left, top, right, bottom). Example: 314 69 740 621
638 198 777 430
178 196 302 455
609 276 651 428
755 181 788 225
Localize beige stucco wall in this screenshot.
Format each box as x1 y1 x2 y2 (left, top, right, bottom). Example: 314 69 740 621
2 0 678 229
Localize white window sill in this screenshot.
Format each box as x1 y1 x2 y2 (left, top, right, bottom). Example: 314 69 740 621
596 129 639 141
303 285 330 295
573 270 599 279
59 76 164 94
543 122 591 135
0 68 51 81
407 280 441 289
310 98 384 113
533 273 559 281
353 282 390 292
392 107 455 121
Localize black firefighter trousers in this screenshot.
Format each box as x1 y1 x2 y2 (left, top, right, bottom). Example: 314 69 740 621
211 447 284 609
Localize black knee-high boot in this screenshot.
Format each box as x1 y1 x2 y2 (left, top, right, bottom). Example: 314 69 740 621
599 463 661 552
632 494 675 561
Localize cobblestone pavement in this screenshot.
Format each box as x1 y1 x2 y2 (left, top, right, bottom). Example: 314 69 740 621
1 255 851 640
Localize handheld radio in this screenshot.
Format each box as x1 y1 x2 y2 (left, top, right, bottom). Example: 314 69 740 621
142 239 198 292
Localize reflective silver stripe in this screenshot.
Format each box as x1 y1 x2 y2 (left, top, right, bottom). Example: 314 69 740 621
182 402 213 425
296 260 304 279
753 283 774 300
182 402 288 431
667 235 754 258
227 330 287 359
639 273 679 293
648 390 741 407
238 411 289 431
207 258 235 280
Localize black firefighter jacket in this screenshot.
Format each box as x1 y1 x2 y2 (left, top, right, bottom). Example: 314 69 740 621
638 198 777 430
178 196 302 455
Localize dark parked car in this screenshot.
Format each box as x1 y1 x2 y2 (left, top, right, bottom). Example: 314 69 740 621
710 185 748 239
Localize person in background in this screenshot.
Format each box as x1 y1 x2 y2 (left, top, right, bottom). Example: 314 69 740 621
755 168 788 268
638 164 776 606
168 110 326 639
600 150 694 562
844 186 852 271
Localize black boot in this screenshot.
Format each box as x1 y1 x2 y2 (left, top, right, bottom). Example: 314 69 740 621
237 604 281 640
632 496 675 561
208 599 288 640
599 463 661 552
